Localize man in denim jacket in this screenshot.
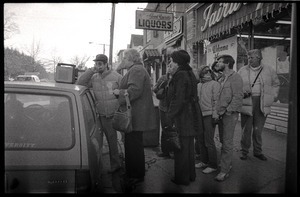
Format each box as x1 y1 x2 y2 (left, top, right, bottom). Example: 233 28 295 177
77 54 123 176
214 55 243 182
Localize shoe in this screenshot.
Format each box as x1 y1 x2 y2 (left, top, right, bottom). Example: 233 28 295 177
171 178 189 186
214 172 229 182
240 153 248 160
254 154 267 161
195 162 208 169
202 167 217 174
157 152 170 158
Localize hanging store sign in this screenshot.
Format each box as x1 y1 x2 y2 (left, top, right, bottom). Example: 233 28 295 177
206 35 238 71
136 10 174 31
163 16 183 42
194 3 289 42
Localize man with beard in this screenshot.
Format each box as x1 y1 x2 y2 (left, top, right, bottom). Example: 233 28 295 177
213 54 243 182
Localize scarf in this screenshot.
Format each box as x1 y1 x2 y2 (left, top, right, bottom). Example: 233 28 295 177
201 75 212 83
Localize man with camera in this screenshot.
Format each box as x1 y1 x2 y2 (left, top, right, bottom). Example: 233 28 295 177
238 49 280 161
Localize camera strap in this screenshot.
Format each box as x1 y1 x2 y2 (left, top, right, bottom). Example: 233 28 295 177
251 67 263 88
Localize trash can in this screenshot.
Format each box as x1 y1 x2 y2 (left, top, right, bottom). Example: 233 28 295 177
143 106 160 147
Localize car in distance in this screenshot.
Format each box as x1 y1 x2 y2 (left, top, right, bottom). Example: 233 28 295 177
15 75 41 82
5 81 104 193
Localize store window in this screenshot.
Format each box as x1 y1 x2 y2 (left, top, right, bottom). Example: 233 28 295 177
146 30 151 43
245 8 291 104
153 30 158 38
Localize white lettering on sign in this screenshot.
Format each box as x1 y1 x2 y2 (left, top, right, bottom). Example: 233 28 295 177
136 10 174 31
200 3 266 32
5 142 36 148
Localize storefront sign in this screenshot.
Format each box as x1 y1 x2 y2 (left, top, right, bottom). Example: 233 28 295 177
136 10 174 31
163 16 183 42
206 35 238 71
201 3 244 32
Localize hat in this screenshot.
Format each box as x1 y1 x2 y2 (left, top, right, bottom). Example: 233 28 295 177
93 54 108 63
170 50 190 66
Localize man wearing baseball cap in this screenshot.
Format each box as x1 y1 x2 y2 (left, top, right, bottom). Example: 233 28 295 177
77 54 123 191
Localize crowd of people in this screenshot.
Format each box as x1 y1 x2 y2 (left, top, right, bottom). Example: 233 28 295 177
77 47 279 191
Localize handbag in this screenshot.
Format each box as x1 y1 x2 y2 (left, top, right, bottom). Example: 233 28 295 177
164 125 181 152
155 80 168 100
112 90 132 133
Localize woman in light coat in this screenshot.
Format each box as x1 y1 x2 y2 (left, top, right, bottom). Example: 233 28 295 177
113 49 157 184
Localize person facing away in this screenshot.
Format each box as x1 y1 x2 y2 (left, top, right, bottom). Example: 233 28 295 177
153 65 172 158
194 65 221 174
165 49 203 186
237 49 280 161
76 54 123 174
113 48 157 185
214 54 243 182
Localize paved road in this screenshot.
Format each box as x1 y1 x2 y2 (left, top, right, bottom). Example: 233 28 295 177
101 121 287 193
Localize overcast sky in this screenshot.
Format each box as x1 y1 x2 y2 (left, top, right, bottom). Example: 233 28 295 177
4 3 147 69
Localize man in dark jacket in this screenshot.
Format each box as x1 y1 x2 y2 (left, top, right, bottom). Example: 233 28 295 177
153 70 171 158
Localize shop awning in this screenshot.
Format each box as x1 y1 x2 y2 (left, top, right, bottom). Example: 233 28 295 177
192 2 291 43
143 49 161 62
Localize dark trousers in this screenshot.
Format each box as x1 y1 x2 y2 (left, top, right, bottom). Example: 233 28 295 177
159 109 169 154
174 136 196 184
124 131 145 179
240 96 267 155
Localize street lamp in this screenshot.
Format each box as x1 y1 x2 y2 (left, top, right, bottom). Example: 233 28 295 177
88 42 110 55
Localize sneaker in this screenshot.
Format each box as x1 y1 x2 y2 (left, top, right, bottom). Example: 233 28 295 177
202 167 217 174
214 172 229 182
254 154 267 161
195 162 208 169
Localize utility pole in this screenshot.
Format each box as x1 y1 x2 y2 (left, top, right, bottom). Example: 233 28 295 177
109 3 116 69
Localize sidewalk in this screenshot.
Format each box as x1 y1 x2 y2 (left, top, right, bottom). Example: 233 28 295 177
101 122 287 193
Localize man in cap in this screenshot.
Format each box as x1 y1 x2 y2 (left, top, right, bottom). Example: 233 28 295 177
238 49 280 161
77 54 123 180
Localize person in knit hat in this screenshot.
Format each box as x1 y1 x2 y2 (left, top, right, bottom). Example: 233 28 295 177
194 65 221 175
166 49 203 186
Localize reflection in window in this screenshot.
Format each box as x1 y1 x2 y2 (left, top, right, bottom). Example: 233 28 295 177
5 93 74 150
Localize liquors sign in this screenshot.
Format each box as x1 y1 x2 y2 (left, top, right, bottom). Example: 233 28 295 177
136 10 174 31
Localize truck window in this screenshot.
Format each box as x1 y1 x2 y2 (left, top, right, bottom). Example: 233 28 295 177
5 93 74 150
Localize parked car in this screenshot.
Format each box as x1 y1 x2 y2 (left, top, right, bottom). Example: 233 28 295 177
5 80 104 193
15 75 40 82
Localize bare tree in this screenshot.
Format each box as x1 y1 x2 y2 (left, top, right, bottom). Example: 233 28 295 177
23 37 43 71
4 11 20 40
70 55 90 70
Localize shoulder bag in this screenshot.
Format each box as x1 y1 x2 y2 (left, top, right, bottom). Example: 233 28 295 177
164 125 181 152
112 90 132 133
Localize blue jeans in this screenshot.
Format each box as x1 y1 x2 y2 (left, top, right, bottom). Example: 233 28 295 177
100 116 121 172
240 96 267 156
218 112 239 173
195 115 218 168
